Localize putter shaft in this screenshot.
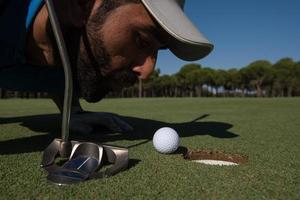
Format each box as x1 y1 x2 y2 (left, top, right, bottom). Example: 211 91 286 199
45 0 73 142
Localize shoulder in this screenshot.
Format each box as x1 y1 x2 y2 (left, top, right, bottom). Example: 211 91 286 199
0 0 43 68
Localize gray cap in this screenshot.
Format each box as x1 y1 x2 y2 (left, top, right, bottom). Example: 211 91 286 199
140 0 213 61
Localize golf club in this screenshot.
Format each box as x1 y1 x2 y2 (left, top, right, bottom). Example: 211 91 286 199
40 0 129 185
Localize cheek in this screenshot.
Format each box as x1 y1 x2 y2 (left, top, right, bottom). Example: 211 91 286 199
101 25 137 71
110 55 130 71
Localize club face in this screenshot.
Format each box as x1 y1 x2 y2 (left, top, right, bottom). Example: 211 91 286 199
63 156 100 173
47 168 89 185
41 139 72 169
47 156 101 185
69 142 103 166
46 142 103 185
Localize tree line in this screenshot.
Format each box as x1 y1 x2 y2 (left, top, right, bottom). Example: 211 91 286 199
113 57 300 98
0 57 299 99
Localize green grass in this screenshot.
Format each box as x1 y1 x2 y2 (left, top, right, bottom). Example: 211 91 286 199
0 98 299 199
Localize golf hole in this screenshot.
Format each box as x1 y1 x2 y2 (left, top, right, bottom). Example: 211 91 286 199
184 149 248 166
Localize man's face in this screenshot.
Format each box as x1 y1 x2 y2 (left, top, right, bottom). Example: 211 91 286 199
77 2 166 102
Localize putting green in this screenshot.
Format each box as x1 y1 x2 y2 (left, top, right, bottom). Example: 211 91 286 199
0 98 299 199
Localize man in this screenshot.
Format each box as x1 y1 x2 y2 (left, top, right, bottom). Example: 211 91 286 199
0 0 213 134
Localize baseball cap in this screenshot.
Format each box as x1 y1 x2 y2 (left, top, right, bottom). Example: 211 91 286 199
140 0 213 61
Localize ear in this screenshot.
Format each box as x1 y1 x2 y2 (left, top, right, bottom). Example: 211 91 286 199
66 0 96 27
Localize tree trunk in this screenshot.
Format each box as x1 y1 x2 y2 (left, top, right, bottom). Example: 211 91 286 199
151 89 155 97
280 89 284 97
174 87 178 97
287 87 293 97
138 79 142 98
232 87 236 97
189 90 193 97
14 91 19 98
195 85 202 97
242 88 246 97
256 85 262 97
169 88 173 97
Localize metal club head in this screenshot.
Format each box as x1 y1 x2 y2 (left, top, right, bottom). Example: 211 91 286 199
41 139 129 185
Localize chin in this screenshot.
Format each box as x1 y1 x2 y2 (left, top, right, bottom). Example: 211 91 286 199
82 92 106 103
80 84 111 103
78 68 138 102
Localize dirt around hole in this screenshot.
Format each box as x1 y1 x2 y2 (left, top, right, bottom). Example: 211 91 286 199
184 149 248 164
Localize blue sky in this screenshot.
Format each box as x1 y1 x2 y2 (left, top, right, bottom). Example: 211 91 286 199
156 0 300 75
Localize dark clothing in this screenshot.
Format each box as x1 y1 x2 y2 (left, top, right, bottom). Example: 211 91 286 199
0 0 64 93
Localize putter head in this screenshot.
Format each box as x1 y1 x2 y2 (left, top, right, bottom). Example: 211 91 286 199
41 139 128 185
41 138 72 170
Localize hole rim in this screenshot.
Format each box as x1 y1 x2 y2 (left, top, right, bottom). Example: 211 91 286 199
184 149 248 165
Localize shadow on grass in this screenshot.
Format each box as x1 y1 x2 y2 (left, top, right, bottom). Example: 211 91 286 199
0 113 238 155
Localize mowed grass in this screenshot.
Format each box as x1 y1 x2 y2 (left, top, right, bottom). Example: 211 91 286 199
0 98 299 199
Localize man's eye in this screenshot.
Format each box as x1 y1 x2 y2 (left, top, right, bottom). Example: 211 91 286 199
136 33 150 49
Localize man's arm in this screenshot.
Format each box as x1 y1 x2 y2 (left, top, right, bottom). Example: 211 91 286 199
50 93 83 114
50 94 133 135
0 64 133 135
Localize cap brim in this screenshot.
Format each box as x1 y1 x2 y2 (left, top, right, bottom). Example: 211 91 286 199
141 0 214 61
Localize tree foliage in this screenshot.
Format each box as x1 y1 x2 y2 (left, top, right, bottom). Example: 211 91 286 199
1 58 300 98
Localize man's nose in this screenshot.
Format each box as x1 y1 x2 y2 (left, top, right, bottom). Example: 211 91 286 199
132 54 157 80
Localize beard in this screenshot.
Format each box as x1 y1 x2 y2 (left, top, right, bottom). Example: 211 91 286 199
76 29 138 103
71 0 141 103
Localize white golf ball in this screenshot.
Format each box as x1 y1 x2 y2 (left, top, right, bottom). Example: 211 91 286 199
153 127 180 154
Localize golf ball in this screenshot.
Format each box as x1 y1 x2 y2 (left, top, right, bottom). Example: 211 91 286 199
153 127 179 154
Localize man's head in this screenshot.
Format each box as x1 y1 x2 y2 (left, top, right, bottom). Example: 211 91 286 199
29 0 213 102
76 0 167 102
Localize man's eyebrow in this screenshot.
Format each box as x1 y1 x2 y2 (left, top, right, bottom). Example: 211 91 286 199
138 26 168 49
